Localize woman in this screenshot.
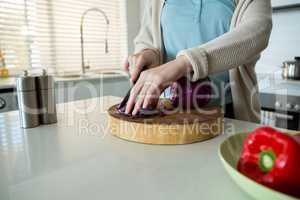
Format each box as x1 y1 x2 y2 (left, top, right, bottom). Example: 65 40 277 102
123 0 272 123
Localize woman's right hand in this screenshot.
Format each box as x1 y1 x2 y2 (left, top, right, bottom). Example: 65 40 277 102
124 49 160 82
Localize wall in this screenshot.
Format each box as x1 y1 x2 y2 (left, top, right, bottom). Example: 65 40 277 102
256 7 300 74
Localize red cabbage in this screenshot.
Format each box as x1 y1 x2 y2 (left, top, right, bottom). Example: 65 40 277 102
117 104 161 118
170 78 211 109
117 78 211 118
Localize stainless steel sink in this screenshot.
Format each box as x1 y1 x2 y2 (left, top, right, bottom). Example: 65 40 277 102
93 70 123 75
97 71 118 75
54 70 124 79
55 74 82 78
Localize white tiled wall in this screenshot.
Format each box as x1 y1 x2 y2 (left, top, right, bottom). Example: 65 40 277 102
256 8 300 74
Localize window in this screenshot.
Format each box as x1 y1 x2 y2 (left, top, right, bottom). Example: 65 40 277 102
0 0 128 73
0 0 31 69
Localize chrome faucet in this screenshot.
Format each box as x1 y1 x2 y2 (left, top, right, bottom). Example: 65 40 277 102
80 8 110 75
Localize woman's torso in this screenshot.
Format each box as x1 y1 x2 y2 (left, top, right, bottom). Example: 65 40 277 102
161 0 236 106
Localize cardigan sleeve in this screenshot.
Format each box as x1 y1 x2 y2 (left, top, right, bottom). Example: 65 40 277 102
177 0 273 82
134 0 161 63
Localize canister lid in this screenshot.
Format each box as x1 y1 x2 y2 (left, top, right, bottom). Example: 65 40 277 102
16 70 37 92
36 69 54 90
284 57 300 65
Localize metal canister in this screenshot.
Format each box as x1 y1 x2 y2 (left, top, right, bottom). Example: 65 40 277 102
36 69 57 124
282 57 300 80
16 70 40 128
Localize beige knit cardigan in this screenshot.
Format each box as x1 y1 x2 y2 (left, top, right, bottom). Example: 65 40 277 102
134 0 273 123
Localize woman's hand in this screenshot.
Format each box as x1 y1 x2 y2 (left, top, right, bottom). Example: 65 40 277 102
124 49 160 82
125 56 193 115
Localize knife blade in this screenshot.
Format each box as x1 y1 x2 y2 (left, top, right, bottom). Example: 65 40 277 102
118 58 140 109
118 86 132 109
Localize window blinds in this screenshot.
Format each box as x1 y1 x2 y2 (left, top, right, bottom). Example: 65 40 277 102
0 0 31 69
0 0 128 72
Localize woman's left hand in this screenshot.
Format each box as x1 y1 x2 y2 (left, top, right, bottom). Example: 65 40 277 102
125 56 193 115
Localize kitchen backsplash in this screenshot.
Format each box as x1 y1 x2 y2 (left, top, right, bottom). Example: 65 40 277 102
256 7 300 74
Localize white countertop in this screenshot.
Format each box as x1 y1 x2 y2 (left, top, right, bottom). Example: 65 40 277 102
0 96 262 200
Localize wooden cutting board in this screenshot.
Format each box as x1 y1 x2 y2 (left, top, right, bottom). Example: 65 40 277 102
108 104 224 145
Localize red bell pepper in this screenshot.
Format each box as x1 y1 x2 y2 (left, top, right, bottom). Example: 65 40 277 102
294 133 300 145
237 127 300 198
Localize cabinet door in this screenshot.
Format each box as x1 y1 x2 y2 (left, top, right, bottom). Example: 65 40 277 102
71 80 101 101
101 78 130 97
55 81 75 103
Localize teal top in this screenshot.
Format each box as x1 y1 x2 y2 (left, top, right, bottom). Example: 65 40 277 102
161 0 236 105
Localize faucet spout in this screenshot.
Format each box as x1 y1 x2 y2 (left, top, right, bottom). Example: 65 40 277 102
80 7 110 75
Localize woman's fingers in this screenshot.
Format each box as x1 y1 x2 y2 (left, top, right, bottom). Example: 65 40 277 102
123 58 130 72
125 70 164 115
132 83 151 116
123 57 190 115
130 55 146 82
125 82 142 114
143 83 160 109
126 49 159 82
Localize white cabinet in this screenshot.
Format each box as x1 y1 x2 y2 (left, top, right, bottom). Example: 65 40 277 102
56 81 75 103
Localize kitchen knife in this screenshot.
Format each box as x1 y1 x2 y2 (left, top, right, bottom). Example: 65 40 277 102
118 86 132 109
118 58 139 109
